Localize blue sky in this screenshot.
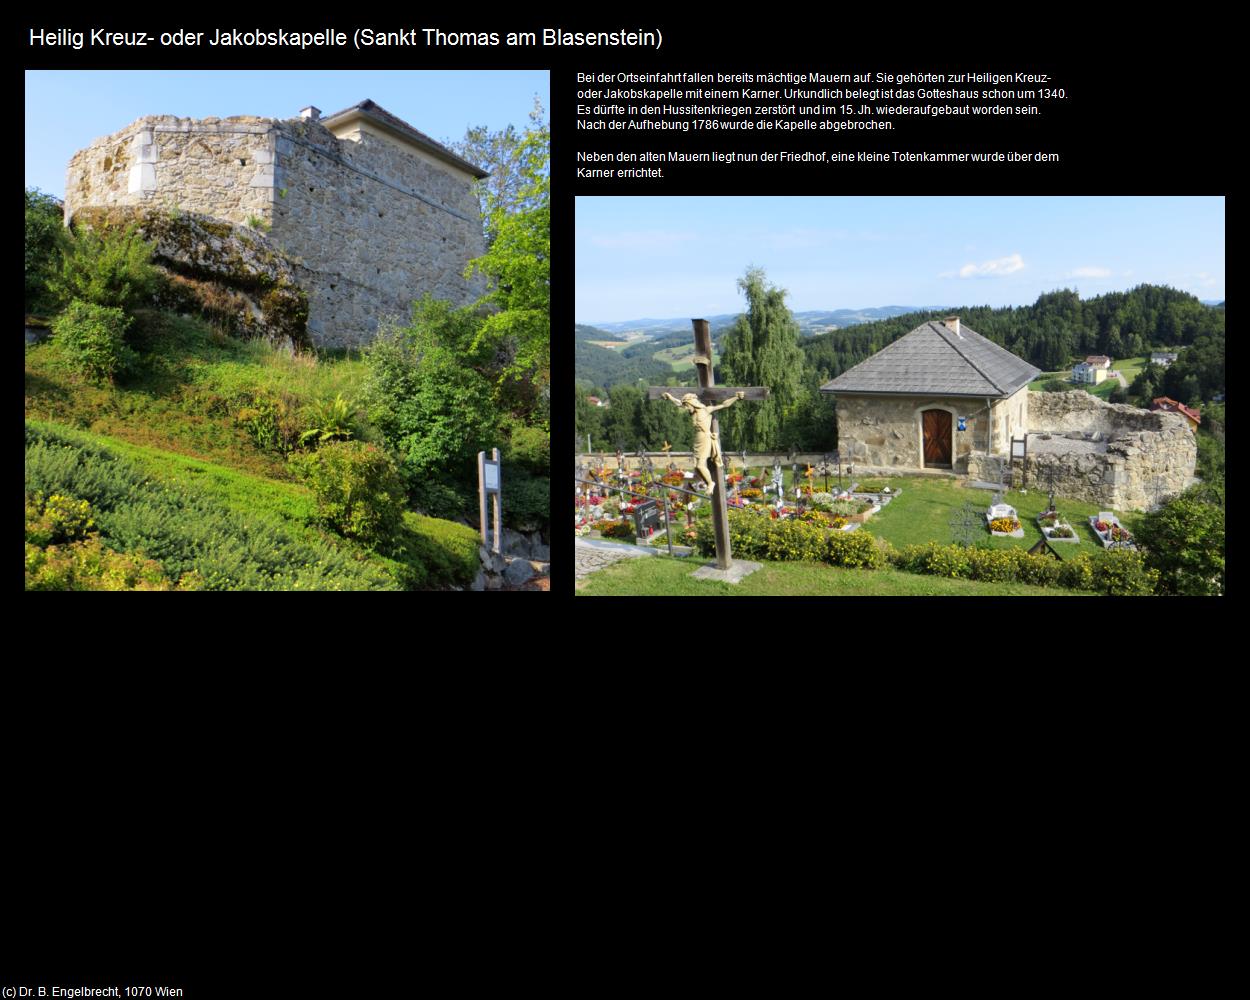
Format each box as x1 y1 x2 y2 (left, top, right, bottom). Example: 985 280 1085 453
25 70 549 197
576 196 1226 323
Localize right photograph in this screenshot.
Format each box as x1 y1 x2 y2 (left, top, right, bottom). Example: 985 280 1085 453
574 196 1225 596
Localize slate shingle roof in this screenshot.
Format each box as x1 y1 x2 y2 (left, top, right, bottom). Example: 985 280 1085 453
321 99 489 178
819 321 1040 397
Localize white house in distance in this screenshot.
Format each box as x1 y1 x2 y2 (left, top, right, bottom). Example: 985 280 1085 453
1151 351 1180 367
1072 355 1112 384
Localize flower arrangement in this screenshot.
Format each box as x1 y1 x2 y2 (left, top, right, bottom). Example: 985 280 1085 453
990 517 1021 533
1094 519 1110 532
727 473 744 485
1048 525 1074 539
1109 524 1132 542
660 471 685 486
598 518 635 540
740 487 764 499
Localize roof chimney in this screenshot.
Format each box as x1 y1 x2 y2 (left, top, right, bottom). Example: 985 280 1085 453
944 315 962 338
299 106 321 121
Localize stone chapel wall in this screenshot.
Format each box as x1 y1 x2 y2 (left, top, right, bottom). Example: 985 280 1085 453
64 112 487 349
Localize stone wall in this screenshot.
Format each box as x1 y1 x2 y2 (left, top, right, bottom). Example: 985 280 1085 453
834 394 995 471
66 116 277 226
967 390 1196 511
271 120 485 347
65 112 486 349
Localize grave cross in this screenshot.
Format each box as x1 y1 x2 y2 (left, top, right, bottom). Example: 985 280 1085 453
647 318 769 570
949 499 983 548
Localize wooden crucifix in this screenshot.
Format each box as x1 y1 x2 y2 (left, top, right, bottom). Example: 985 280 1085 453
648 318 768 570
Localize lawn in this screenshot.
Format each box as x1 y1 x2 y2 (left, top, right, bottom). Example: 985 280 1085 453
857 475 1140 555
578 554 1093 596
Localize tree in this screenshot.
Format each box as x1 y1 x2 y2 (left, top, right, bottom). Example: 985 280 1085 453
25 187 67 312
453 98 548 241
717 267 806 451
463 107 550 430
1136 484 1225 596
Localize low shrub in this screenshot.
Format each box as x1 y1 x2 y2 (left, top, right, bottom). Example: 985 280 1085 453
826 529 884 569
288 440 405 550
502 465 550 533
236 391 304 455
1090 549 1158 596
26 422 401 590
299 393 357 448
49 222 160 311
25 536 201 591
599 518 636 541
51 299 137 384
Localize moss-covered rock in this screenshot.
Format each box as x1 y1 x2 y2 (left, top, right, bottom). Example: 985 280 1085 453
71 206 310 349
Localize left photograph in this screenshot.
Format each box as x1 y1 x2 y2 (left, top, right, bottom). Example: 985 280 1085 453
25 70 550 591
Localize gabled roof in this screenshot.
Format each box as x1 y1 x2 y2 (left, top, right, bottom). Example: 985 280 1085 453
820 320 1040 397
1085 355 1112 366
1151 396 1201 423
320 99 489 178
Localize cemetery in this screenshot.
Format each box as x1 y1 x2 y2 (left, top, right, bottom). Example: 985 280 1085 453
576 317 1175 596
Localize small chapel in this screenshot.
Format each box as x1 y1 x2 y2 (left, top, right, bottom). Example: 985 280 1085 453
820 316 1040 473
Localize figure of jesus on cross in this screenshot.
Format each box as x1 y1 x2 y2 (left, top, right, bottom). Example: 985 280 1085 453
648 319 768 571
659 390 744 498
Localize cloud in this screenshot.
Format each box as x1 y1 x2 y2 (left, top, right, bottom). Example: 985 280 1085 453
587 230 697 251
1067 266 1112 279
955 253 1025 278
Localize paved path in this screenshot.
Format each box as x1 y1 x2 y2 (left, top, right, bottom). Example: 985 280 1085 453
575 537 659 582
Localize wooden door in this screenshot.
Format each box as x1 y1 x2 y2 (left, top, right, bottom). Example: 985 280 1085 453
923 409 952 466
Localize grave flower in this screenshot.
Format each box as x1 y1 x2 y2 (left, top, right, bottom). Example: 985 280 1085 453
990 517 1021 533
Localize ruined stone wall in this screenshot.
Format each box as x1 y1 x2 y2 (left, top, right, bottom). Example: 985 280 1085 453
1027 390 1162 435
975 390 1197 511
65 116 277 226
834 394 993 471
65 113 486 349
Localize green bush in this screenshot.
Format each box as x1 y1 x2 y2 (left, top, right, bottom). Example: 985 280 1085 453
826 529 884 569
49 223 159 311
1136 485 1225 596
406 475 472 521
503 419 551 473
26 187 67 313
26 422 401 590
51 299 137 384
289 440 405 549
1090 549 1159 596
25 536 196 591
381 513 480 589
236 391 304 455
502 465 549 532
1058 554 1096 591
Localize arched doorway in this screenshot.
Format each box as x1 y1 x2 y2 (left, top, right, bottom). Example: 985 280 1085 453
921 409 953 468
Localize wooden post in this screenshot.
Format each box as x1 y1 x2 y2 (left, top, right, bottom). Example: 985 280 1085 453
478 448 501 553
647 319 768 573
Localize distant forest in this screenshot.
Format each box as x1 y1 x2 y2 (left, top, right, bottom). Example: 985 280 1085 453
575 284 1225 456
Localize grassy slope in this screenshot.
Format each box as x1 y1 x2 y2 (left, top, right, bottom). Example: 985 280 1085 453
578 555 1093 596
26 420 481 589
25 312 481 589
26 309 372 479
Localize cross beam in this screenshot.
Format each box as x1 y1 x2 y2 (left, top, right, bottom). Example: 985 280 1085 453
646 318 769 571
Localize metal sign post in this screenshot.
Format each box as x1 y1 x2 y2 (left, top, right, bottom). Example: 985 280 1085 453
478 448 502 554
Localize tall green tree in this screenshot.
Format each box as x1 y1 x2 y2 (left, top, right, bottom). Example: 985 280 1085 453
463 107 550 430
1136 484 1225 596
717 267 806 451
